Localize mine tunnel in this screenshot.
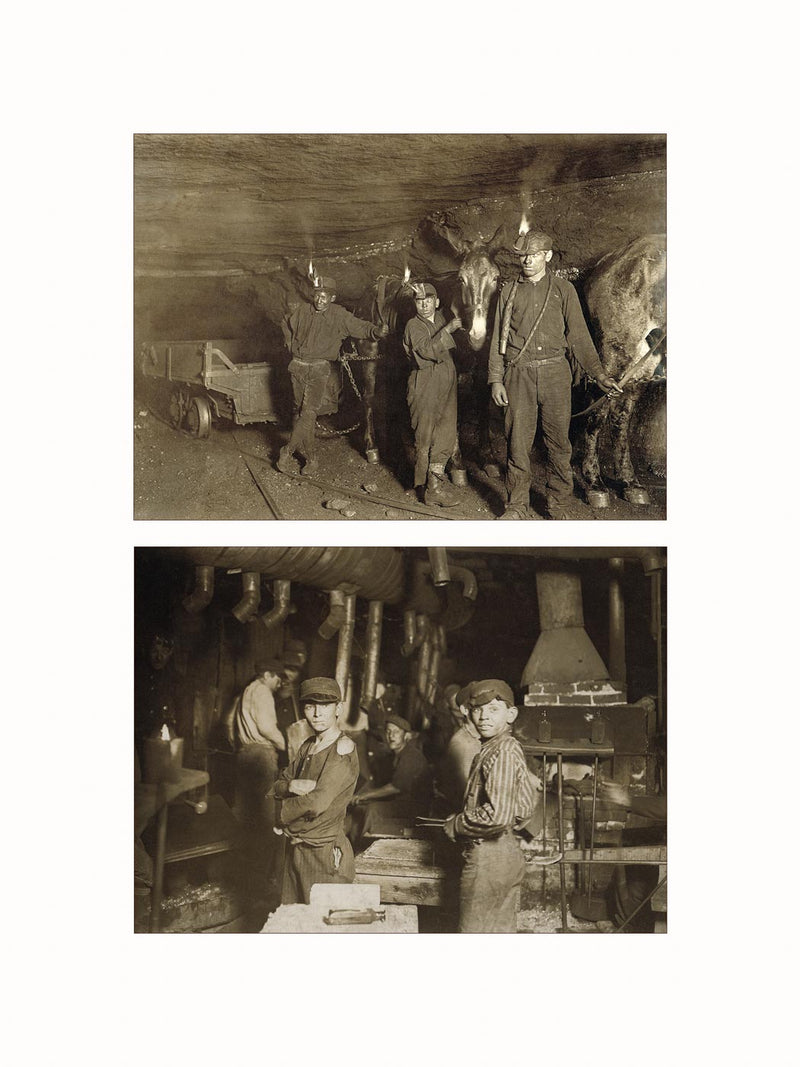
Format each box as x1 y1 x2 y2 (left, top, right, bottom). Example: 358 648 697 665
134 134 666 521
135 545 667 934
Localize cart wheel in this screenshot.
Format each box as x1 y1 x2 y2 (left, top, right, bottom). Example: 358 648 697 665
186 396 211 438
168 389 185 429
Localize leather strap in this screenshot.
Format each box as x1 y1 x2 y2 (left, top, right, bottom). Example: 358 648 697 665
501 274 554 368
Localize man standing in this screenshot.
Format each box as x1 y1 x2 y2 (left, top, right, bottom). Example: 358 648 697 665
278 275 388 475
488 232 620 519
233 659 286 906
402 282 462 506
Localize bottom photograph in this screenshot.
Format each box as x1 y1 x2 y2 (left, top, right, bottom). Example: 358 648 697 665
134 546 667 934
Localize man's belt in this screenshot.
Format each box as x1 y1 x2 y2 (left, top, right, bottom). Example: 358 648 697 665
508 354 566 369
291 357 329 367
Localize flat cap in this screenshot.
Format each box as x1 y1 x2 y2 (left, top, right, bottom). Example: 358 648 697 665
470 679 515 707
455 683 474 708
300 676 342 703
255 657 284 675
511 231 552 256
385 713 412 733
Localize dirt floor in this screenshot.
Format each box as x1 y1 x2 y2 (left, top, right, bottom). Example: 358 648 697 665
134 400 666 522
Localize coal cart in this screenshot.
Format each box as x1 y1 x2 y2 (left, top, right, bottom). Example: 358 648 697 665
141 339 279 438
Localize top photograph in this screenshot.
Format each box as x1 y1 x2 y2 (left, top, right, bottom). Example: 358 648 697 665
134 133 666 521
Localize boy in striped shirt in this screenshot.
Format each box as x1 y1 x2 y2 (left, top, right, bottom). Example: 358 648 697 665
443 679 534 933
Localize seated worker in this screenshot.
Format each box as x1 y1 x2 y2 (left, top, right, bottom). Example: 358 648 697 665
434 682 481 815
402 282 462 506
271 677 359 905
278 275 388 476
443 680 535 933
232 659 287 907
600 779 667 932
349 714 434 842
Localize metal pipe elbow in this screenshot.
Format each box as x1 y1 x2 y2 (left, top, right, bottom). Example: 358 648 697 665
231 572 261 623
447 565 478 601
182 565 215 614
261 579 291 631
319 589 348 640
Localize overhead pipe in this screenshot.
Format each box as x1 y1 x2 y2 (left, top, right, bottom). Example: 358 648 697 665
426 624 444 705
333 593 357 710
360 600 384 710
182 565 215 614
417 625 434 701
184 547 405 604
427 547 450 586
319 589 348 640
447 547 666 570
261 579 291 631
231 572 261 623
608 558 626 686
401 610 417 657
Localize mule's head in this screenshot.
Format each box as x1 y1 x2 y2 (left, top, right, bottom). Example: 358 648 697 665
458 249 500 351
427 216 505 352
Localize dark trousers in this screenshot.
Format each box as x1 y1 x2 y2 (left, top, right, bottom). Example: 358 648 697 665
407 361 457 486
504 357 573 508
286 359 332 460
459 832 524 933
234 744 280 900
281 829 355 905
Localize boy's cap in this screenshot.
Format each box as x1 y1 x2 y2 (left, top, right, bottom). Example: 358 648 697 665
300 677 341 703
470 679 515 707
456 683 474 708
255 657 284 675
314 275 337 293
385 713 412 732
512 231 552 256
411 281 437 300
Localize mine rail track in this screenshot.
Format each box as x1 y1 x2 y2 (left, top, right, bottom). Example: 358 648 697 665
141 405 461 520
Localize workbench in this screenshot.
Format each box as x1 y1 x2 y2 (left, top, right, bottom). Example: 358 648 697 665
134 768 210 933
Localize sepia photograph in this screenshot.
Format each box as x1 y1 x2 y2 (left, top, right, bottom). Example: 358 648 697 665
135 546 666 934
134 134 666 521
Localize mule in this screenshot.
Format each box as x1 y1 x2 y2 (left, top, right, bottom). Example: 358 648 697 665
579 234 667 505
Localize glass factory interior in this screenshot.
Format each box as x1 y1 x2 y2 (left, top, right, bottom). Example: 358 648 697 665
135 546 666 934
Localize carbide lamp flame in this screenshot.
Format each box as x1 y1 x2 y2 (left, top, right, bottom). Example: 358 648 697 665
519 214 530 236
308 260 321 288
160 723 170 741
402 265 410 284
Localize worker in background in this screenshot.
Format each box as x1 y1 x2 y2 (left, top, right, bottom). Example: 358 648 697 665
434 682 481 814
489 231 620 519
443 679 535 933
349 713 434 844
278 275 388 476
272 678 359 904
402 282 462 506
233 659 287 909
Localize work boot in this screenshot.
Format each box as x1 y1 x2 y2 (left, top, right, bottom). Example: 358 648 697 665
547 499 579 520
424 470 459 508
276 447 299 475
302 456 319 476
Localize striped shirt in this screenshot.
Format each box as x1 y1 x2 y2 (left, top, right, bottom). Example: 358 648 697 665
454 730 534 840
